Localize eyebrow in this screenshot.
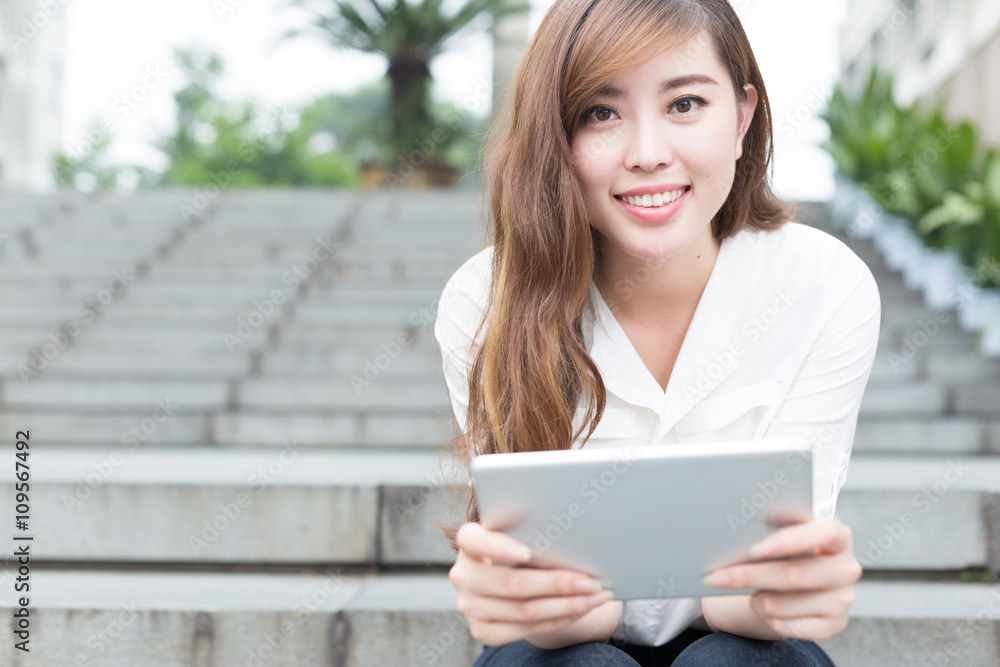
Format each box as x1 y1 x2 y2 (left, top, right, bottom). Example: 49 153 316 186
594 74 720 98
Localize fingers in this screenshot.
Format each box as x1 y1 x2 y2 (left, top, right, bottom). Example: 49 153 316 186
470 611 592 647
452 551 605 599
755 615 850 643
458 588 613 625
455 522 533 566
705 549 862 592
450 521 615 647
749 586 856 621
702 518 862 593
748 517 854 560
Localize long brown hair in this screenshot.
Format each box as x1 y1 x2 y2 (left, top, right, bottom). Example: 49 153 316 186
437 0 790 550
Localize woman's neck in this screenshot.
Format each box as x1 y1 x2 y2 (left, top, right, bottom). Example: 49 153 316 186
594 229 721 321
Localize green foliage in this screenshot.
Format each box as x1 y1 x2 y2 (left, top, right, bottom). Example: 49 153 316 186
822 66 1000 289
157 47 359 188
50 44 491 192
52 122 159 192
287 0 526 166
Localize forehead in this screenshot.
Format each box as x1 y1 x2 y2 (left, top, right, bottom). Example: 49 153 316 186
602 31 728 89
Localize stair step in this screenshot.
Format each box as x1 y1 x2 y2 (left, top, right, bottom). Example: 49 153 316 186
0 570 479 666
0 570 994 666
3 447 997 569
817 581 1000 666
853 417 987 453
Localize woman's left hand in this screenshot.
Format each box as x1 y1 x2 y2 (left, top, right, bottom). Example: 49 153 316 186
701 516 863 642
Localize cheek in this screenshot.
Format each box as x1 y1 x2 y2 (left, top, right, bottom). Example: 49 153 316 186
679 133 738 194
572 134 621 179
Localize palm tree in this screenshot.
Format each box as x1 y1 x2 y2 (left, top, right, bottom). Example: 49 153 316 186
285 0 527 171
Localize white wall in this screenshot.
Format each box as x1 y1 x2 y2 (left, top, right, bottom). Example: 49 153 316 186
0 0 67 191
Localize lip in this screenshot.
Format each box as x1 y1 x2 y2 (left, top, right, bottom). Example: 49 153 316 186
615 183 689 198
614 186 691 223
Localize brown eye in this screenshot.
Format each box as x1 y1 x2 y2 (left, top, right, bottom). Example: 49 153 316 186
670 96 707 115
581 105 619 123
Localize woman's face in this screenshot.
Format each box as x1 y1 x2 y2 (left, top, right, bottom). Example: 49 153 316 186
570 32 757 265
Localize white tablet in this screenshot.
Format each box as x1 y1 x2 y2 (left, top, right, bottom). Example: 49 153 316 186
471 438 813 599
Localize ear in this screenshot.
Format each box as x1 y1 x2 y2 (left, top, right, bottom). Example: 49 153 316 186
735 83 758 161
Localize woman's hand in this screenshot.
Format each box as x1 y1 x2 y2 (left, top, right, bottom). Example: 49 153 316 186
701 517 862 642
449 522 615 647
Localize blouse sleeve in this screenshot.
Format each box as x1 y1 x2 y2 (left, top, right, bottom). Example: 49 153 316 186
761 262 882 520
433 249 493 436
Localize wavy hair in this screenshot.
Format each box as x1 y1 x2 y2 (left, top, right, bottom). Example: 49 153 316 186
438 0 791 550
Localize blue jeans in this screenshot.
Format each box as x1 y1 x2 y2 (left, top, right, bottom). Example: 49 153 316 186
472 628 837 666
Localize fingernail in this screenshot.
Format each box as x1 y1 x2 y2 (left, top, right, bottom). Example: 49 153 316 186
506 545 532 563
587 590 613 606
574 577 602 593
702 572 731 587
749 540 778 559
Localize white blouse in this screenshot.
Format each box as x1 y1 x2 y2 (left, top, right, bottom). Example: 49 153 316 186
433 220 881 646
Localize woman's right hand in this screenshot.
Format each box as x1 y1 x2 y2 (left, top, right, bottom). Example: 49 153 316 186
449 521 615 647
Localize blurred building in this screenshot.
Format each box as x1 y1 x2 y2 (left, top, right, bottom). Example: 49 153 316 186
0 0 66 191
490 0 531 120
839 0 1000 147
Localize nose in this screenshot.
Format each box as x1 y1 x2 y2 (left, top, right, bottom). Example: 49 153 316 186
623 112 674 172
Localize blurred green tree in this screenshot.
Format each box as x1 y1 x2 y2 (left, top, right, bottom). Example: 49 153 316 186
157 47 359 187
285 0 526 170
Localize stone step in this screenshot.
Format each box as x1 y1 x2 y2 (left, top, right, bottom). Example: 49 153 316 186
0 446 461 564
0 266 146 283
2 447 996 570
110 301 297 320
210 413 455 447
0 569 480 666
954 384 1000 414
868 351 921 382
267 339 441 359
7 348 443 378
0 411 455 447
11 351 254 379
31 229 177 243
5 380 230 410
62 327 274 349
817 581 1000 666
143 267 301 282
238 379 450 409
0 412 211 445
858 382 950 416
924 352 1000 383
3 407 995 451
0 303 277 323
853 417 998 454
0 570 996 666
258 352 441 377
277 322 439 343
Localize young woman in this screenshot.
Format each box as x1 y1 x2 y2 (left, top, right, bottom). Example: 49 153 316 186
433 0 880 664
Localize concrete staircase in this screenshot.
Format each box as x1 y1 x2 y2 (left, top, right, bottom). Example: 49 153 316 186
0 191 997 665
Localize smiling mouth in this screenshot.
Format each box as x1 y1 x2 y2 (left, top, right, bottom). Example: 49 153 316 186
614 186 691 208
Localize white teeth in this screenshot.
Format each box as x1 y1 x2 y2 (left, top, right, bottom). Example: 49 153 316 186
623 188 686 208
